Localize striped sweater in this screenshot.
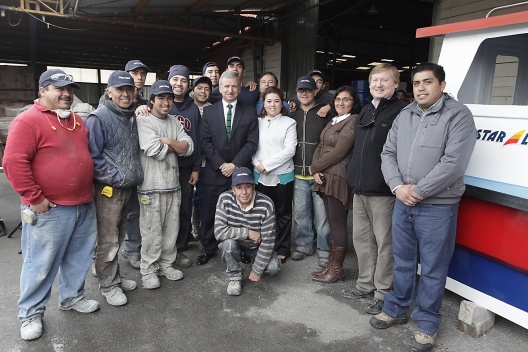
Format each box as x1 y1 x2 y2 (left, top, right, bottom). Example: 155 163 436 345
214 190 276 276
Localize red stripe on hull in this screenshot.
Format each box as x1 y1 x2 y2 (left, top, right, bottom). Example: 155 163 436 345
457 197 528 272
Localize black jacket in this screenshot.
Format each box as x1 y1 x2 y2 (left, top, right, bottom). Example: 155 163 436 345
346 95 407 196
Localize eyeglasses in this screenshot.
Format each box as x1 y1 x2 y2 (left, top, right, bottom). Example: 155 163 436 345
46 73 74 83
334 97 353 103
297 89 313 94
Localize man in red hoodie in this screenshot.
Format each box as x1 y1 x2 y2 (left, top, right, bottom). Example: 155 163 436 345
3 69 99 341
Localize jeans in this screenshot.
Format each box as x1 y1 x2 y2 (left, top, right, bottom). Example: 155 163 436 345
18 202 97 321
293 178 330 258
218 239 281 280
383 199 459 335
122 188 141 255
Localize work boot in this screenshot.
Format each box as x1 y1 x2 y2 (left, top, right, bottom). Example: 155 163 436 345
159 267 184 281
175 252 192 268
20 316 43 341
120 277 137 291
121 251 140 269
412 332 437 352
312 245 346 283
341 285 374 299
102 287 127 306
369 312 408 329
142 273 161 289
60 297 100 313
227 280 242 296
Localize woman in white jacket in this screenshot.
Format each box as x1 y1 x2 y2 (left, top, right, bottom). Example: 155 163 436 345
253 86 297 262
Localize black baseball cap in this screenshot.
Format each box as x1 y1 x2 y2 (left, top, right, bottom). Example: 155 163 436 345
202 61 219 74
150 80 174 96
232 167 254 186
307 69 326 81
296 75 316 90
125 60 150 72
227 56 245 69
107 71 134 88
39 69 80 89
192 76 212 90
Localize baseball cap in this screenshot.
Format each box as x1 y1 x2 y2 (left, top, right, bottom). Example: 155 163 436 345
227 56 245 69
308 69 326 81
107 71 134 88
39 69 80 89
192 76 212 90
125 60 150 72
296 75 316 91
202 61 219 74
150 80 174 96
232 167 254 186
168 65 190 81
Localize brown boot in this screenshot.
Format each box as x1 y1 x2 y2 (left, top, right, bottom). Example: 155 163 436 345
312 245 346 283
311 241 333 278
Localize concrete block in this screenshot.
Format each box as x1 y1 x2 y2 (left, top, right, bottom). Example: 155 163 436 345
456 300 495 337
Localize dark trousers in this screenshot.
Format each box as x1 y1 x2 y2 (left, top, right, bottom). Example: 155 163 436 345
256 182 293 257
200 183 230 254
176 167 193 250
322 194 349 248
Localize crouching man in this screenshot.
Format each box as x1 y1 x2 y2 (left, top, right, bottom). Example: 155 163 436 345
214 167 281 296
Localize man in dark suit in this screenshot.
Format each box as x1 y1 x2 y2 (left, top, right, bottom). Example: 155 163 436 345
197 70 259 265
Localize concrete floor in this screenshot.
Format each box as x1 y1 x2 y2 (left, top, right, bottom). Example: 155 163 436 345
1 171 528 352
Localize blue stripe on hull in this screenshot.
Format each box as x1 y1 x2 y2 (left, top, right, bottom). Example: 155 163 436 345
449 247 528 312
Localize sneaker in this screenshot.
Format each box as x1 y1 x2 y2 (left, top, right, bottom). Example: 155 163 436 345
60 297 100 313
121 251 140 269
227 280 242 296
102 287 127 306
412 332 437 352
291 249 313 261
365 298 384 315
91 261 97 277
318 257 329 268
120 277 137 292
175 252 192 268
369 312 408 329
159 267 184 281
142 273 161 289
342 286 374 299
20 316 43 341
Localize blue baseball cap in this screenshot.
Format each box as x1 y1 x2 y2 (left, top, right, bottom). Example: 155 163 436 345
107 71 134 88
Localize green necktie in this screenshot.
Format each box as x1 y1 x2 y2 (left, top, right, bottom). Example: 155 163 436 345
226 103 232 138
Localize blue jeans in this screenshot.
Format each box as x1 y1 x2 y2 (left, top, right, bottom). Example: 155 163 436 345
18 202 97 321
383 199 459 335
122 188 141 254
293 178 330 258
218 239 281 280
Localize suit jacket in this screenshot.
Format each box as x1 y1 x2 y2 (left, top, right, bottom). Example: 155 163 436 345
200 100 259 186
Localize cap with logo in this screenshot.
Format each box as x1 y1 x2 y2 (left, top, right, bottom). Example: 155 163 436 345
150 80 174 96
125 60 150 72
202 61 219 74
107 71 135 88
296 75 316 90
39 69 80 89
308 69 326 81
231 167 254 186
168 65 190 81
227 56 245 69
192 76 212 90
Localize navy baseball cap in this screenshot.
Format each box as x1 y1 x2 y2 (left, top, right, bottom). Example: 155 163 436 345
39 69 80 89
125 60 150 72
192 76 212 90
168 65 190 81
150 80 174 96
308 69 326 81
296 75 316 90
232 167 254 186
227 56 245 69
202 61 219 74
107 71 134 88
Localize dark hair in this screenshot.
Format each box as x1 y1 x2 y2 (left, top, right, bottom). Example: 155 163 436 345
259 86 288 117
332 85 361 115
411 63 445 83
259 71 278 85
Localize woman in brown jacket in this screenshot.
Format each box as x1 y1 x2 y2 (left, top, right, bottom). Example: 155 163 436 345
310 85 360 283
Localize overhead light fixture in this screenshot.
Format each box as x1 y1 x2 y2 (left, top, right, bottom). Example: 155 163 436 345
368 62 383 66
356 67 371 70
381 59 394 62
367 6 379 15
398 70 404 72
336 58 347 62
1 10 5 17
403 66 410 69
316 50 325 54
342 55 356 58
